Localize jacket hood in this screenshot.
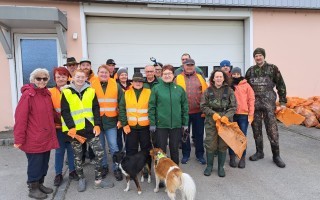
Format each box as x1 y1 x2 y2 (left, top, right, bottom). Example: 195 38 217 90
21 84 50 96
69 81 90 93
238 78 248 85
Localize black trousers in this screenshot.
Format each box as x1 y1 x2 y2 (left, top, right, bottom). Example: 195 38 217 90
26 151 50 183
125 127 151 156
156 128 182 165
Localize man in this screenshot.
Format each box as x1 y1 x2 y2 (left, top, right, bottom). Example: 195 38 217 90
245 47 286 168
174 53 205 79
64 57 78 78
106 59 118 79
220 60 232 77
79 58 99 83
175 58 208 165
154 62 163 78
91 65 124 181
143 65 163 89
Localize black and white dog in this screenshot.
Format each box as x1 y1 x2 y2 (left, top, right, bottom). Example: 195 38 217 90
112 150 152 194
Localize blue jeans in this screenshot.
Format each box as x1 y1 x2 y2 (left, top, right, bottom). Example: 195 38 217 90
229 114 248 157
55 129 75 175
182 112 205 159
99 127 119 171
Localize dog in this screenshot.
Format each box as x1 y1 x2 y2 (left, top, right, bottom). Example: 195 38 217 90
113 150 152 194
150 148 196 200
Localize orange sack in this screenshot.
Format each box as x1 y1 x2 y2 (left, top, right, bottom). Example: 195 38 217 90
276 108 305 127
216 120 247 159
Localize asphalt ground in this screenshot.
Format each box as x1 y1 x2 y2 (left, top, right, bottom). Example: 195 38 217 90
0 123 319 200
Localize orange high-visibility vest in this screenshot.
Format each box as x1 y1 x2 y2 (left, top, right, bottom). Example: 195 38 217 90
49 87 62 128
125 88 151 126
176 73 208 93
91 78 118 117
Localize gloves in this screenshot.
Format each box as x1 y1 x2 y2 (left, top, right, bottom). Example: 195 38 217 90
117 121 122 129
93 126 101 137
182 126 188 132
149 126 156 133
248 115 254 124
67 128 77 138
123 125 131 134
221 116 229 124
212 113 221 121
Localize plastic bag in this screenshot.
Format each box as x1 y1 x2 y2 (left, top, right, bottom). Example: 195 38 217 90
276 108 305 126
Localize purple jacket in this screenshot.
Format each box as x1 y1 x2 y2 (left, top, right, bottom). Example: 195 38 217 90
14 84 59 153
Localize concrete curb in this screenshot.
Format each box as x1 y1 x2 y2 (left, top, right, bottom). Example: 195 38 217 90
52 166 70 200
0 138 14 146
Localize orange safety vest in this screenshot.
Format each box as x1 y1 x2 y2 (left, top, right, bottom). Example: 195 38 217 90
91 78 118 117
49 87 62 128
125 88 151 126
176 73 208 93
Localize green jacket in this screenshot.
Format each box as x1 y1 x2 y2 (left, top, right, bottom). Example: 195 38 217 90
149 82 189 128
119 88 145 129
143 76 163 89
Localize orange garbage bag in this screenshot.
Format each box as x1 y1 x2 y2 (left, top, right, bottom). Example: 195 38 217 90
216 120 247 159
294 106 319 127
276 108 305 127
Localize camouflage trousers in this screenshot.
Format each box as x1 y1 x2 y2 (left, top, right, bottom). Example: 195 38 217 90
204 117 228 153
252 96 279 148
71 136 104 180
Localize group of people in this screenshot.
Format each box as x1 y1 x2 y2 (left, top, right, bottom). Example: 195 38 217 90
13 47 287 199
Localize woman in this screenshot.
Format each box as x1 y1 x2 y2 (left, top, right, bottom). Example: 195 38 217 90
91 65 123 181
116 67 131 151
50 67 79 187
148 64 189 165
14 68 59 199
200 69 237 177
61 69 114 192
229 67 255 168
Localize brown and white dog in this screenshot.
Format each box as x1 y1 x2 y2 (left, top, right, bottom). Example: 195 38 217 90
150 148 196 200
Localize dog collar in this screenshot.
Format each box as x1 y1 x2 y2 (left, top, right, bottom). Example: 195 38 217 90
157 152 166 159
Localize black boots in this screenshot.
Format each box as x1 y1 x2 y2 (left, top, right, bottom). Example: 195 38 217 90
272 145 286 168
217 151 226 177
249 140 264 161
203 152 214 176
238 156 246 168
229 155 237 168
28 182 47 199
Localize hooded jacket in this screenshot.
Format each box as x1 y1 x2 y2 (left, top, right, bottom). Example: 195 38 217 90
14 84 59 153
233 78 255 116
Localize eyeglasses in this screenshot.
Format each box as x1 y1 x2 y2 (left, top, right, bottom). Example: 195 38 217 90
163 72 173 76
35 77 48 82
145 71 155 73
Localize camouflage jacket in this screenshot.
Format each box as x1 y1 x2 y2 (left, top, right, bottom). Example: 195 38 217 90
245 61 287 105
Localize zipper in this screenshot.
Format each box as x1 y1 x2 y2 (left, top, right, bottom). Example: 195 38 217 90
169 84 172 128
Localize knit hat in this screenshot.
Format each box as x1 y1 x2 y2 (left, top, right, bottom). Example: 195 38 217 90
220 60 231 67
117 67 128 76
253 47 266 58
132 72 144 82
231 67 242 75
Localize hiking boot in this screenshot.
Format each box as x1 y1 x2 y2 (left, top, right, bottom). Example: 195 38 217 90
102 166 109 179
28 182 47 199
229 155 237 168
181 157 189 164
54 174 63 186
114 169 123 181
238 156 246 169
77 178 86 192
94 180 114 189
204 152 214 176
39 177 53 194
69 170 79 181
196 157 207 165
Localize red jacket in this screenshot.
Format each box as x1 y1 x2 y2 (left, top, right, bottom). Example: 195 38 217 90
234 79 255 116
14 84 59 153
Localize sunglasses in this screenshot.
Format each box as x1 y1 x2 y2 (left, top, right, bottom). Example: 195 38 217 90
35 77 48 82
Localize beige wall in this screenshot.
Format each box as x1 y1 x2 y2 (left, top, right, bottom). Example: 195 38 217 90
0 1 83 131
253 9 320 98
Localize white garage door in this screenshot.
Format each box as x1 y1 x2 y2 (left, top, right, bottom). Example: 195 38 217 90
86 17 244 78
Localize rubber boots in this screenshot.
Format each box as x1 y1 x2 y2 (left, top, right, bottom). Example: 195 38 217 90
271 145 286 168
238 156 246 168
218 151 226 177
249 140 264 161
28 182 47 199
203 152 214 176
229 155 237 168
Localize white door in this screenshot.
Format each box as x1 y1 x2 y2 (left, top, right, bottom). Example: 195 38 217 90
14 34 63 98
86 17 244 78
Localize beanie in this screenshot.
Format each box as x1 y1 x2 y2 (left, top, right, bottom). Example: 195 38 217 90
117 67 128 77
220 60 231 67
253 47 266 58
231 67 242 75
